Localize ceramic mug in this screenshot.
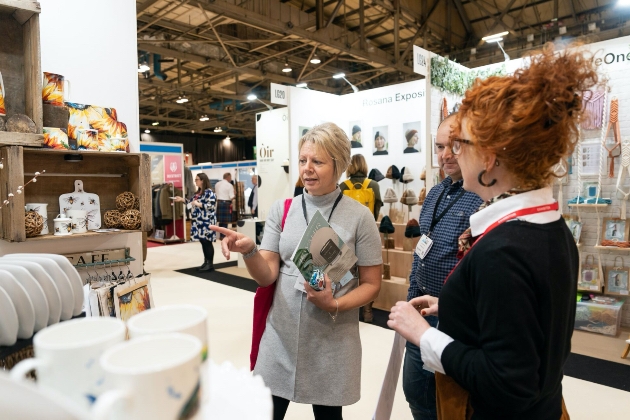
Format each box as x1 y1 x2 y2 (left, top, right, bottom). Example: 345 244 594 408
75 128 99 151
53 214 73 236
66 209 87 233
92 333 202 420
0 71 5 116
43 127 70 150
25 203 49 235
127 304 208 362
42 72 70 106
10 318 126 410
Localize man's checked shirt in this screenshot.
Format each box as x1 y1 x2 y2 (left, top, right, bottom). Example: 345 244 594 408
407 177 483 300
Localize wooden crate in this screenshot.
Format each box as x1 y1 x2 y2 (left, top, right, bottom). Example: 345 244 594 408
0 1 43 147
0 147 152 242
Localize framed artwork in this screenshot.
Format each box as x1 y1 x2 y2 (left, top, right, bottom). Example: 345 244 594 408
372 125 389 156
582 181 599 199
348 121 362 148
578 255 600 291
431 134 439 167
568 220 582 244
580 142 601 176
606 267 629 295
602 218 629 243
402 121 421 153
114 275 154 321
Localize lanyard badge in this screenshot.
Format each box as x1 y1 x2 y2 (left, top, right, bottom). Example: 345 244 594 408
415 234 434 259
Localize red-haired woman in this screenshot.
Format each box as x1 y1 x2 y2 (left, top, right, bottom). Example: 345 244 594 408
389 44 599 419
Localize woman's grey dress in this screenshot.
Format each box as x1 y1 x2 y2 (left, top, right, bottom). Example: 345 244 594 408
255 188 382 406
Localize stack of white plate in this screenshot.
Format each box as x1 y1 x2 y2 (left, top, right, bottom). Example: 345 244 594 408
0 254 84 346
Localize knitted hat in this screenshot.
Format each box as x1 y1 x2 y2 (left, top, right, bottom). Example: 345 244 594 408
383 187 398 203
368 168 385 182
352 125 361 135
400 189 417 205
379 216 395 234
405 129 418 142
405 219 421 238
400 167 414 183
386 165 400 180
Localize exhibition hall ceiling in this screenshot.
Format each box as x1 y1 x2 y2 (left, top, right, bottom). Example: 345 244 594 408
136 0 629 137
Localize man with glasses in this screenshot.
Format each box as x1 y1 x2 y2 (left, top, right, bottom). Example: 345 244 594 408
402 113 482 420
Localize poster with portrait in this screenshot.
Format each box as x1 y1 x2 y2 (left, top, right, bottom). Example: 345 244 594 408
602 218 629 243
402 121 421 154
349 121 362 148
606 267 629 295
372 125 389 156
432 134 439 167
298 126 311 141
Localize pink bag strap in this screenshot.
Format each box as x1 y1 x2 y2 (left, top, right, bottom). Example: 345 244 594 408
281 198 292 231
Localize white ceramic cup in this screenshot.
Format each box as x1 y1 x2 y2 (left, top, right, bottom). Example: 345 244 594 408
53 214 72 236
66 209 87 233
10 317 126 410
92 333 202 420
127 304 208 361
25 203 49 235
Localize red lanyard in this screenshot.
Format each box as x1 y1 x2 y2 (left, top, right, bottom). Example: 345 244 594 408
444 202 559 283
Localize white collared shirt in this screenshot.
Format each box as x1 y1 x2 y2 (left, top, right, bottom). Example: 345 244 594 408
215 179 235 201
419 186 561 374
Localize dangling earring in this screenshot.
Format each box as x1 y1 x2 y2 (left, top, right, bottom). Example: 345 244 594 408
478 170 497 187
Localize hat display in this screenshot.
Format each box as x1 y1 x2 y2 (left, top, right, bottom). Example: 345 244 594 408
352 125 361 135
400 167 414 183
405 129 418 142
400 189 417 205
418 187 426 205
379 216 395 234
405 219 421 238
383 187 398 203
385 165 400 180
368 168 385 182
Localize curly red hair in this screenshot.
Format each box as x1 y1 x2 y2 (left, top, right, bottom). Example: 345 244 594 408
456 43 600 189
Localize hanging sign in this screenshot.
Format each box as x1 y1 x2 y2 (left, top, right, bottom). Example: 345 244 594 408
413 45 430 77
270 83 288 105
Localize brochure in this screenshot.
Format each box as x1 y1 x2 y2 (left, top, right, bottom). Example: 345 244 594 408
291 210 357 293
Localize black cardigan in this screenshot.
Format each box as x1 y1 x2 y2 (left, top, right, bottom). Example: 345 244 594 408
439 219 578 419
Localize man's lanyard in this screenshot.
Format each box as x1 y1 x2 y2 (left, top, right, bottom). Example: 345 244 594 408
445 201 559 282
427 187 466 237
302 192 344 226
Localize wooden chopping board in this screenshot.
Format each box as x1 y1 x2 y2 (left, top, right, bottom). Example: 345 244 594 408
58 180 102 230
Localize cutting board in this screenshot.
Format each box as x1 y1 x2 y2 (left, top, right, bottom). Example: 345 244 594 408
58 180 102 230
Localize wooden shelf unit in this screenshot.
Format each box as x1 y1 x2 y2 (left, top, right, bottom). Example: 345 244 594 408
594 245 630 252
568 204 610 208
376 221 421 250
0 0 43 146
374 276 409 311
0 147 152 242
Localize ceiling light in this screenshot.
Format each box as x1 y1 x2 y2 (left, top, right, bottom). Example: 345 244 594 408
618 0 630 6
247 94 257 101
199 115 209 122
282 60 292 73
144 129 150 134
296 82 308 88
332 73 359 93
176 95 188 104
138 62 149 73
485 37 503 43
482 31 509 41
310 54 321 64
333 72 345 79
224 135 231 142
191 130 195 133
152 121 159 126
214 127 222 133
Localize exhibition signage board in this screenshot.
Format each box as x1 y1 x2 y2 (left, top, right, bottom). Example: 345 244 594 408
413 45 430 77
270 83 288 105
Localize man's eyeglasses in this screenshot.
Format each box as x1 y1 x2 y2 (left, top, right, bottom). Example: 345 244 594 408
451 138 474 155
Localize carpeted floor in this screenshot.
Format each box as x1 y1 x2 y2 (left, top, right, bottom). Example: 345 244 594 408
177 262 630 393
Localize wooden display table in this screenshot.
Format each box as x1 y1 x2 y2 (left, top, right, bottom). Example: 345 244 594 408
374 276 409 311
376 221 420 249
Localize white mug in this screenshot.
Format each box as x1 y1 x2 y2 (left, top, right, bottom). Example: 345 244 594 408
25 203 49 235
66 209 87 233
127 304 208 361
10 318 126 410
53 214 72 236
92 333 202 420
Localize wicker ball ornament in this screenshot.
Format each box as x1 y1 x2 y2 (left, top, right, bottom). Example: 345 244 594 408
116 192 136 211
25 210 44 237
133 196 140 210
104 210 122 228
120 209 142 230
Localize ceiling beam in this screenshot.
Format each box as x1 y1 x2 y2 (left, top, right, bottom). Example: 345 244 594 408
452 0 472 35
469 0 550 24
326 0 345 29
136 0 161 17
193 0 413 74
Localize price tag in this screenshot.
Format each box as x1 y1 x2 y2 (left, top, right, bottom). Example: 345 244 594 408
415 234 433 260
620 290 629 295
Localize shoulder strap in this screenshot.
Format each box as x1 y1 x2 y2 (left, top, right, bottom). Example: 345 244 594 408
281 198 292 231
343 179 354 189
362 178 371 189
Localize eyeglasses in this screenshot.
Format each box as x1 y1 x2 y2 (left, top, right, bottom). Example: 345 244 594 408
451 138 474 155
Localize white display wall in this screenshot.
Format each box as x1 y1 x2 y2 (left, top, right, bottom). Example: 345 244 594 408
286 80 428 221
